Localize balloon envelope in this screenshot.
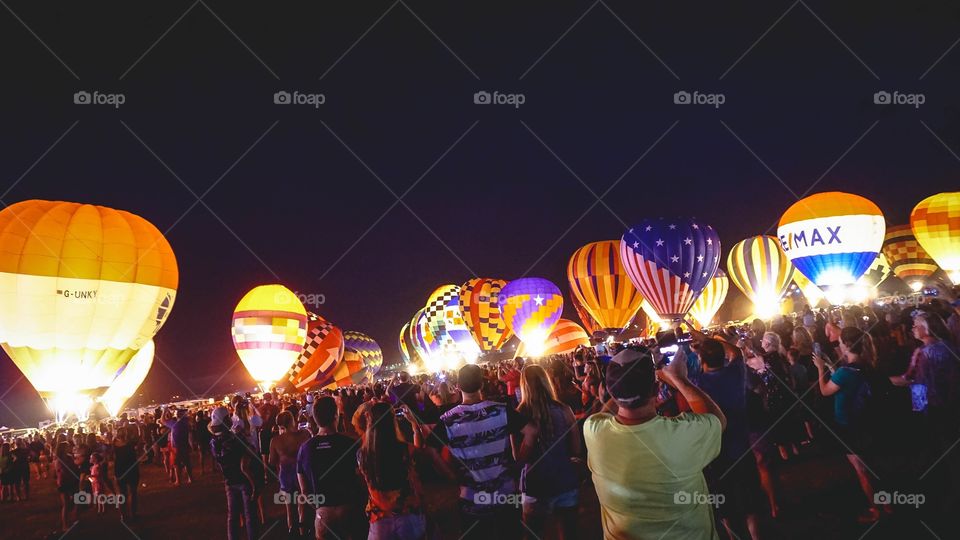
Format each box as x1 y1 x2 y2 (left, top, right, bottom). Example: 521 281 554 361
778 192 885 287
620 218 721 321
567 240 644 331
231 284 308 391
459 278 512 351
689 269 729 329
911 192 960 283
499 278 563 354
0 200 178 407
515 319 589 358
101 339 155 417
727 235 795 319
882 223 938 288
286 313 344 391
342 330 383 378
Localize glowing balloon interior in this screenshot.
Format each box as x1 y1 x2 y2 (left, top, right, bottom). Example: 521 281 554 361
567 241 644 331
499 278 564 357
231 284 308 392
101 339 155 417
911 192 960 284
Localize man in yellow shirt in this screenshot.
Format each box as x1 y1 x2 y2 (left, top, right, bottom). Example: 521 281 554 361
584 347 727 539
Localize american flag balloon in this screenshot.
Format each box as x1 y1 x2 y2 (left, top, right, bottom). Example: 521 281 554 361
619 218 721 321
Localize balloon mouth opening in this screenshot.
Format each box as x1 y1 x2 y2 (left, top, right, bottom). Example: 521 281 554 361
47 392 93 422
908 281 924 292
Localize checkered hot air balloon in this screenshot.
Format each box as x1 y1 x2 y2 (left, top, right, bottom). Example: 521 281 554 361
423 284 480 362
688 269 729 329
778 192 885 288
515 319 590 358
882 224 939 290
499 278 563 354
910 192 960 285
459 278 512 352
857 253 891 289
342 330 383 378
620 218 721 322
727 235 795 319
231 285 308 392
286 312 344 391
567 240 644 332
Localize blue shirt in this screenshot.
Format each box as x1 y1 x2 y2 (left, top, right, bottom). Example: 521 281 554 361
698 356 748 461
831 366 864 426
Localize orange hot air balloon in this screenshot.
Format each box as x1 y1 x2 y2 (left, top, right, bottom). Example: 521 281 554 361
459 278 512 352
910 192 960 284
0 200 178 419
567 241 644 332
515 319 590 358
882 224 938 291
569 292 602 336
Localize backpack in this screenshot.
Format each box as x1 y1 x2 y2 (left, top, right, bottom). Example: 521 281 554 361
210 432 243 475
846 367 876 427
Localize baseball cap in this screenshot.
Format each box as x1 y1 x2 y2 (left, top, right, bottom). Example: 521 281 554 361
209 406 231 427
605 348 657 409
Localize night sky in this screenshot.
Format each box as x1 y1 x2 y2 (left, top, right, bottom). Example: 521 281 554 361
1 1 958 426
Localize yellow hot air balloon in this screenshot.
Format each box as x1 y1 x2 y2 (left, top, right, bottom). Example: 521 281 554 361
882 224 939 291
911 192 960 284
231 285 308 392
567 241 644 332
0 200 178 419
727 235 795 319
101 340 155 417
688 270 729 329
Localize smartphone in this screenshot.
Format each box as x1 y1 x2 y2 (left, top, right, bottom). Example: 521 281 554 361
812 342 823 357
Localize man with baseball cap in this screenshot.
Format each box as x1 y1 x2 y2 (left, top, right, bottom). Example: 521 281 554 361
584 346 727 540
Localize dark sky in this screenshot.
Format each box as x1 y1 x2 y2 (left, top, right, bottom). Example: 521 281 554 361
1 1 959 426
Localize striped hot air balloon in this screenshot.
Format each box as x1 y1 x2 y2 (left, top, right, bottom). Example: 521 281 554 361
342 331 383 378
231 285 308 392
793 270 825 307
322 349 369 389
515 319 590 358
398 323 411 364
567 241 644 332
910 193 960 285
286 313 344 391
620 218 722 322
499 278 564 356
778 192 885 288
727 235 795 319
569 292 602 336
0 200 178 419
882 223 938 290
459 278 512 352
409 310 429 362
688 269 729 329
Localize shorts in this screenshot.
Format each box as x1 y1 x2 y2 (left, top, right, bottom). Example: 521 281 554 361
522 489 579 514
278 463 297 494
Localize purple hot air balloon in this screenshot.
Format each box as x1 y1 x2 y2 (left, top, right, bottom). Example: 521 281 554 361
498 278 564 352
619 218 721 321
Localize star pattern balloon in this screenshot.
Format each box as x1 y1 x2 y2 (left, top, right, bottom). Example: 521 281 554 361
499 277 564 351
619 218 721 321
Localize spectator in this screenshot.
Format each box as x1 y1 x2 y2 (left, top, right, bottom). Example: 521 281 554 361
209 406 261 540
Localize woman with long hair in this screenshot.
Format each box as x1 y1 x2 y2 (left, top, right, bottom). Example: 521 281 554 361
359 402 428 540
518 365 581 540
813 326 884 522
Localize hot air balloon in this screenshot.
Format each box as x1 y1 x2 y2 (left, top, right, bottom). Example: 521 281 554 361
285 312 344 391
515 319 590 358
727 235 795 319
100 340 155 417
231 284 308 392
499 278 563 357
0 200 178 419
778 192 885 296
343 331 383 378
639 300 664 337
398 323 411 363
409 310 430 362
322 349 369 389
459 278 512 352
423 285 480 367
688 269 729 329
567 241 645 332
620 218 721 322
911 192 960 285
569 292 602 336
882 223 939 291
857 253 891 289
793 271 825 308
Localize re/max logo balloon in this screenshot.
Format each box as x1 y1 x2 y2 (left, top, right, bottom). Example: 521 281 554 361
779 226 842 252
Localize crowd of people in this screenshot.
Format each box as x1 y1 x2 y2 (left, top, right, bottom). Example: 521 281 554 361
2 293 960 540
